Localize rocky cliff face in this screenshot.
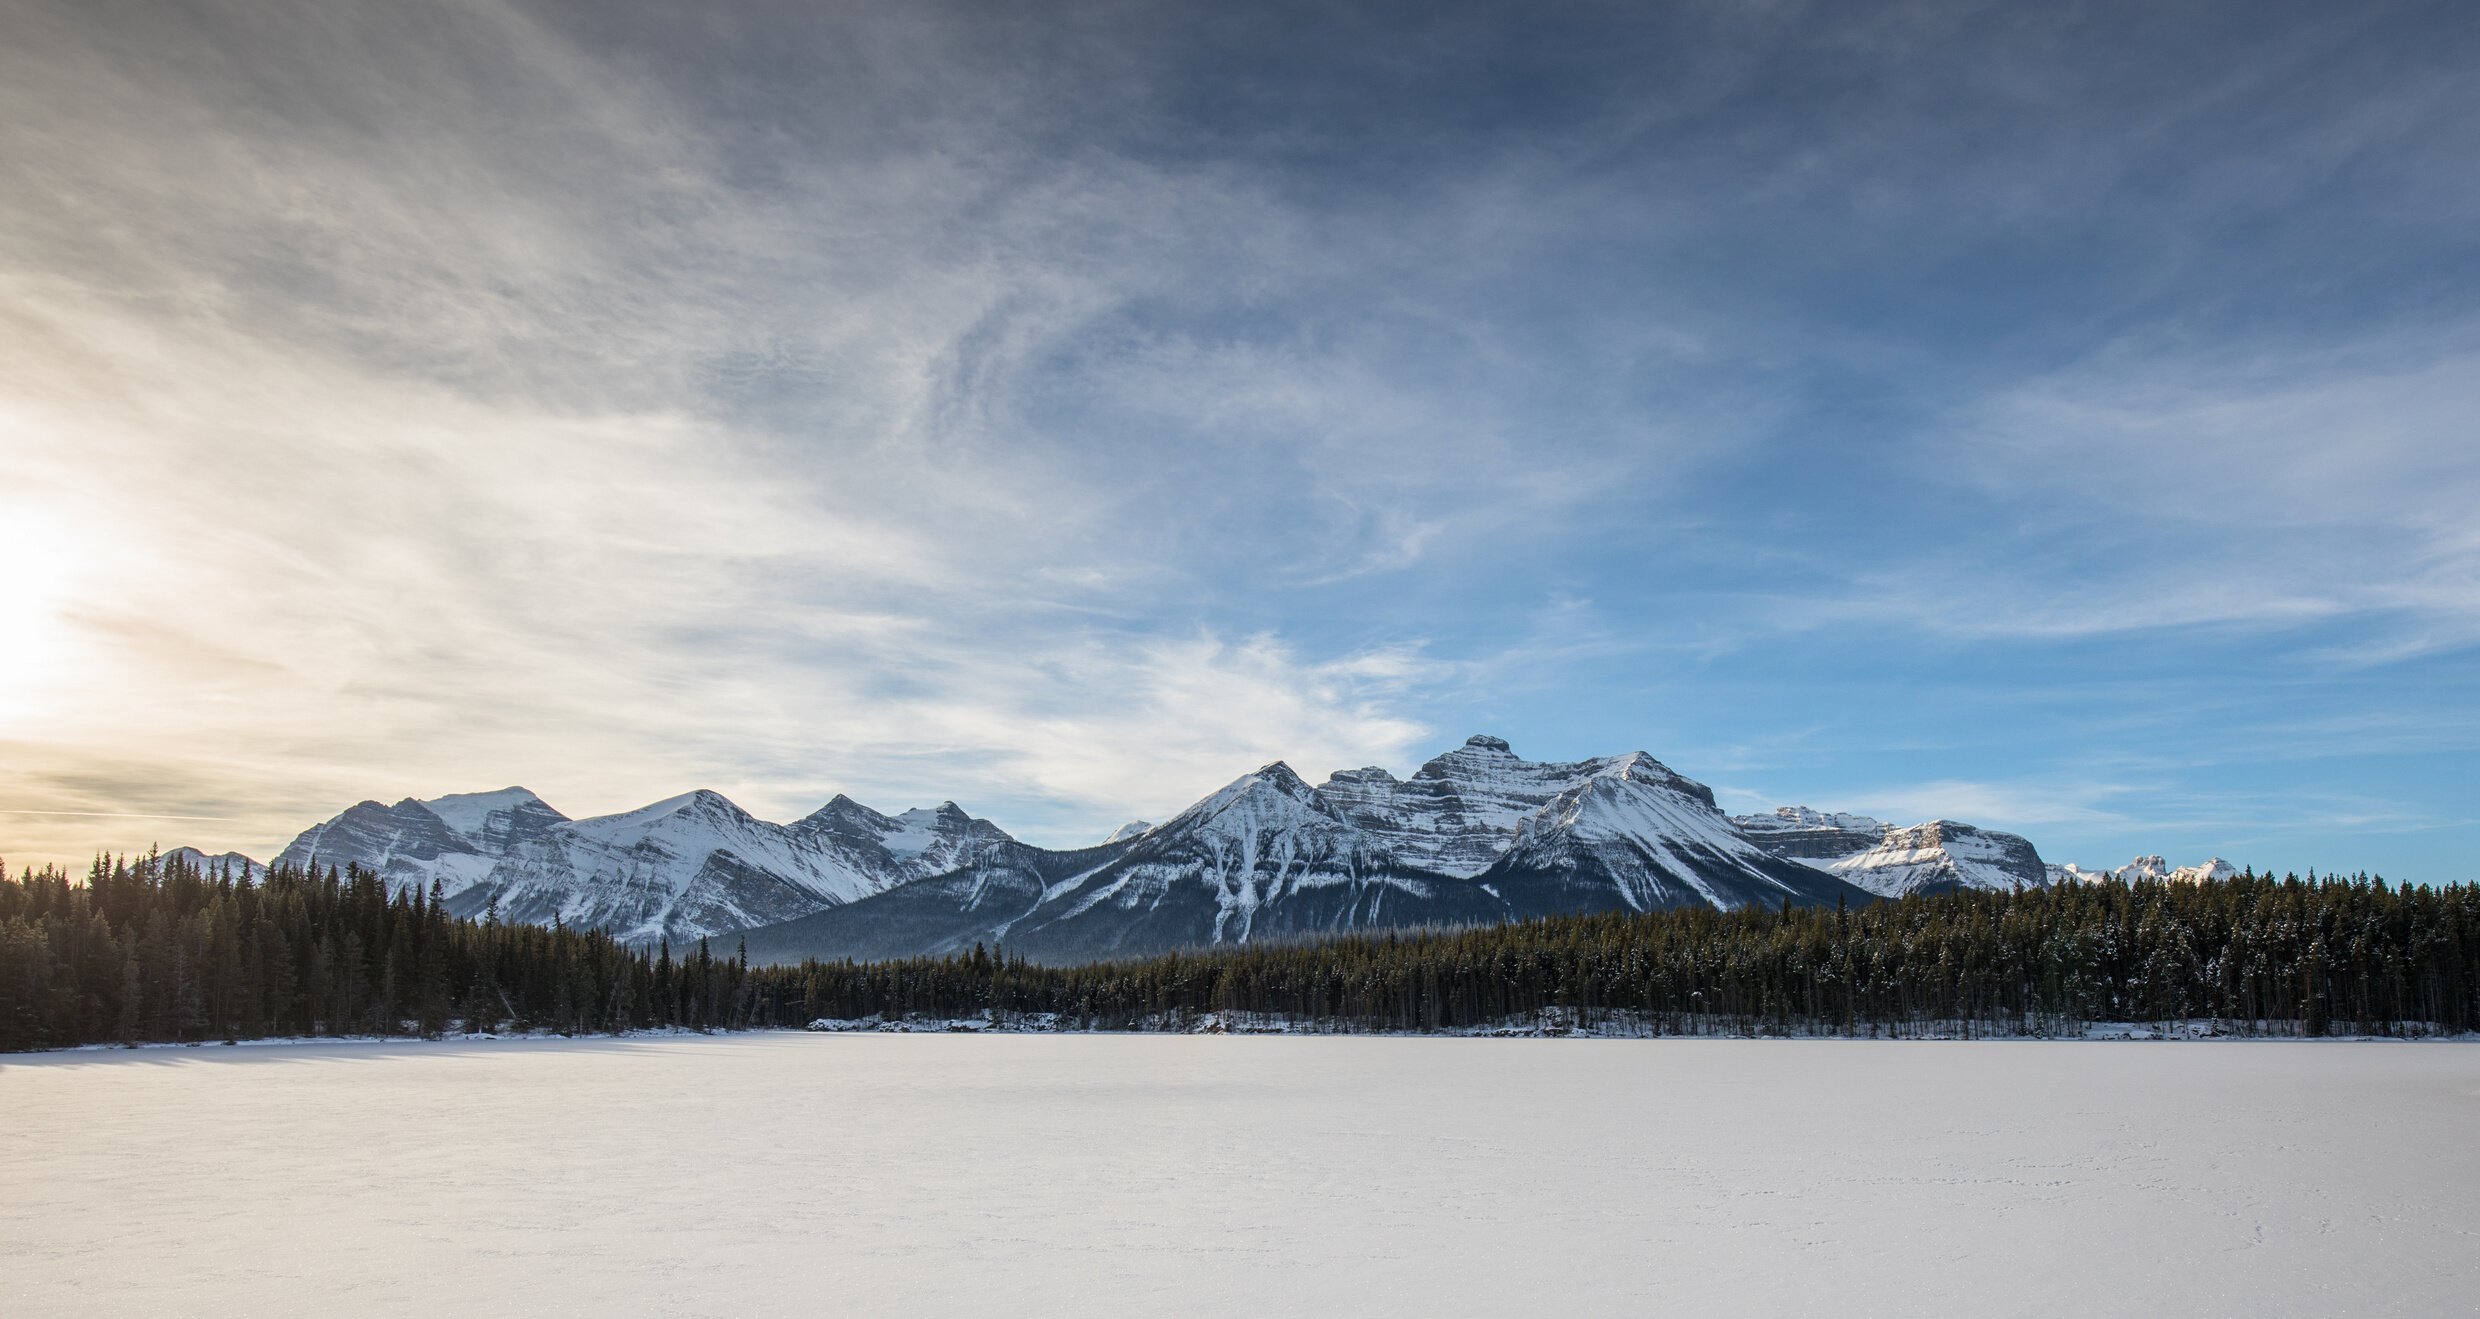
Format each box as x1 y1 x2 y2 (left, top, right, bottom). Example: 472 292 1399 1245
1732 807 1893 863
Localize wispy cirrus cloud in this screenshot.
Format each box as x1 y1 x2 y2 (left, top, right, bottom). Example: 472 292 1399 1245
3 0 2477 884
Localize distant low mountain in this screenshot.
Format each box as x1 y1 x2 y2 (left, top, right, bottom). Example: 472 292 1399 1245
232 734 2248 963
2048 855 2242 886
161 846 267 880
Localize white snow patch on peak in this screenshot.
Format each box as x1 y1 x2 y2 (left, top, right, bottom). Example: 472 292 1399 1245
1103 821 1154 845
2172 858 2242 883
586 789 751 832
421 787 557 840
878 802 995 859
1524 768 1751 852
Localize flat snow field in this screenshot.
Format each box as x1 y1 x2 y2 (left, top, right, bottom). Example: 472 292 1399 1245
6 1036 2478 1317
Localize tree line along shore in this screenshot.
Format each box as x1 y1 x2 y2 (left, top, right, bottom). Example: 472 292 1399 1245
2 851 2474 1052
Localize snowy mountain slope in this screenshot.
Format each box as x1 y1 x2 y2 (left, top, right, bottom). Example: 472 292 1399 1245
1482 755 1871 915
470 791 854 943
1810 821 2047 896
1735 808 2049 896
731 840 1135 964
995 762 1508 962
790 795 1014 882
275 796 510 899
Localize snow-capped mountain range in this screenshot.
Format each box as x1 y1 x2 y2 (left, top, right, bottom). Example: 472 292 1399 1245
2047 855 2242 886
218 735 2244 962
270 787 1012 943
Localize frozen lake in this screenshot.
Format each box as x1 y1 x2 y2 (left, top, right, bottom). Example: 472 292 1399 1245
6 1035 2477 1317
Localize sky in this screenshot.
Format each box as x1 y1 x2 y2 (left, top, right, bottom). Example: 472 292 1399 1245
2 0 2475 879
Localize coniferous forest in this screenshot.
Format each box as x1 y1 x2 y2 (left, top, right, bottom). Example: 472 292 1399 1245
2 850 2474 1052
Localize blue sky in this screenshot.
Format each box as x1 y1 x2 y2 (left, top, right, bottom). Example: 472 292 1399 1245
1 1 2474 878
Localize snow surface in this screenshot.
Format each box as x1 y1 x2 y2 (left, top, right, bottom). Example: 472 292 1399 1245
7 1035 2474 1318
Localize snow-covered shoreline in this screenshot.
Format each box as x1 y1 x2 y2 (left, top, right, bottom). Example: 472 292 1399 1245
11 1015 2477 1061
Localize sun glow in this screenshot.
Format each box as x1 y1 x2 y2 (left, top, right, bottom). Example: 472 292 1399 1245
0 505 82 730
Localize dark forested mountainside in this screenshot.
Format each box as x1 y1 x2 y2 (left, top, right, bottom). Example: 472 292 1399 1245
3 853 2474 1051
0 852 766 1052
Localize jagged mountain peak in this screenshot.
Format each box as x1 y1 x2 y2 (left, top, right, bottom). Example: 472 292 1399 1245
1173 761 1326 826
792 792 892 832
1102 820 1154 845
1586 751 1718 809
